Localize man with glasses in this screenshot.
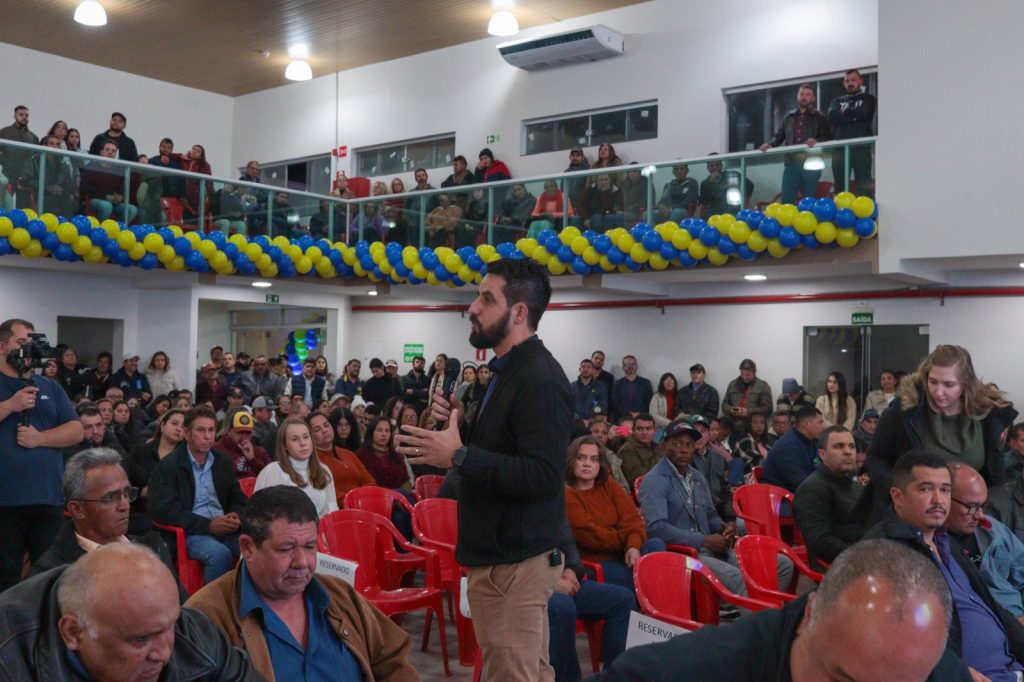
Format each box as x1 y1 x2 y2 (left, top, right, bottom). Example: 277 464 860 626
610 355 653 423
30 449 179 591
947 463 1024 622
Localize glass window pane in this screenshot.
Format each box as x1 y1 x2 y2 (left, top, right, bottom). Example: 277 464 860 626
357 152 378 177
281 309 327 326
555 116 588 151
525 122 553 155
231 310 280 326
307 156 332 196
590 110 627 145
628 105 658 141
819 77 846 119
767 84 801 139
262 164 288 189
380 146 403 175
727 91 766 152
435 137 455 167
406 141 434 171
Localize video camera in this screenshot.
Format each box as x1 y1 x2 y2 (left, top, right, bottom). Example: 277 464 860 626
7 332 57 375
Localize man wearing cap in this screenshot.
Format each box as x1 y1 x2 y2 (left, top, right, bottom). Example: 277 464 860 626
88 111 139 161
249 396 277 457
400 355 430 411
196 362 229 413
776 378 816 412
639 419 791 598
384 359 400 381
215 408 271 480
688 414 733 521
108 352 152 404
676 363 720 422
723 359 773 424
761 405 827 492
852 408 879 452
284 358 328 409
565 146 591 210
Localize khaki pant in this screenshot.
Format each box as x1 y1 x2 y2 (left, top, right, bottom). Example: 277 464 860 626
468 551 564 682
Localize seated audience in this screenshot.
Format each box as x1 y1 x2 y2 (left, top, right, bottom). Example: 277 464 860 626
270 191 300 237
689 415 734 519
617 414 659 488
108 352 152 404
196 362 229 412
649 372 678 431
85 350 113 400
593 540 968 681
852 407 879 452
864 368 899 413
474 147 511 183
355 415 413 536
441 154 477 189
676 363 720 421
79 140 138 223
495 183 536 242
776 377 817 411
284 357 329 408
425 193 463 249
863 451 1024 680
215 408 271 480
564 146 591 210
309 411 374 507
126 408 186 514
234 353 286 402
254 417 337 517
363 357 401 408
816 371 857 428
577 174 624 233
26 135 77 216
63 403 124 461
181 144 211 226
148 406 248 583
770 408 792 442
111 399 146 452
213 182 248 233
760 406 826 492
565 436 663 591
947 463 1024 619
527 179 572 236
88 111 139 161
334 358 365 399
698 155 754 217
145 350 181 398
55 346 89 402
249 396 277 456
0 544 257 680
620 163 647 221
572 358 609 421
656 164 698 223
734 412 772 472
185 486 416 680
793 425 866 569
348 201 385 243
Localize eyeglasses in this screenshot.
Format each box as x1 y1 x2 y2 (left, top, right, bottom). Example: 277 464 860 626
951 497 985 515
74 486 138 505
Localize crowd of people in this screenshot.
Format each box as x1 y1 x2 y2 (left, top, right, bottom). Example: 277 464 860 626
0 69 875 252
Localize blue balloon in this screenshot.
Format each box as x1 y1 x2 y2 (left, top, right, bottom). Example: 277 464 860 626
102 241 121 257
544 234 562 254
41 233 60 252
356 241 371 259
479 263 488 277
630 225 648 241
738 245 758 261
659 243 678 261
140 253 158 270
306 329 317 340
496 242 515 258
387 249 402 267
797 197 816 212
27 220 47 240
173 237 192 256
407 275 422 285
394 263 410 278
90 227 109 245
265 245 281 261
571 257 591 276
633 222 651 233
115 250 133 267
746 211 764 230
717 236 737 255
870 201 878 219
699 226 721 247
536 229 556 245
434 265 451 281
508 249 526 260
223 243 239 260
758 217 781 239
0 237 9 256
234 254 251 269
421 250 439 271
186 251 206 270
802 234 820 249
457 246 475 261
73 215 92 232
854 218 876 238
834 208 856 228
467 254 483 271
158 227 176 243
623 257 642 271
779 227 801 249
592 234 612 255
52 244 70 261
813 198 837 222
9 210 28 228
557 244 574 264
606 246 625 265
582 230 598 242
328 249 343 266
298 235 314 250
359 254 374 271
450 276 466 287
677 251 697 268
641 231 663 252
253 235 270 250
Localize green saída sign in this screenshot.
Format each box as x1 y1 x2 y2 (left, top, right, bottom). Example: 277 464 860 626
852 312 874 325
403 343 424 362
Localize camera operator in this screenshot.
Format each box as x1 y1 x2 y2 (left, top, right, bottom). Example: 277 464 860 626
0 319 82 592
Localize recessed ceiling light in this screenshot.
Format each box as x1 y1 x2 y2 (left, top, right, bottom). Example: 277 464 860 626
285 59 312 81
251 281 272 288
1019 262 1024 269
744 274 768 282
488 10 519 36
367 290 378 296
74 0 107 26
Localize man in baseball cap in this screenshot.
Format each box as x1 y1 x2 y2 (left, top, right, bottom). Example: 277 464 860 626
215 407 270 479
109 352 151 404
249 397 277 456
385 359 399 379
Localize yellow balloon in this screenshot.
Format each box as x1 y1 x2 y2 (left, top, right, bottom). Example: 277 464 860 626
836 228 860 248
228 233 247 247
21 209 37 221
353 263 367 277
747 232 768 252
288 245 303 261
547 255 567 275
168 225 184 238
717 214 736 230
116 230 136 249
85 246 104 263
198 239 217 258
9 228 30 250
56 223 77 244
257 254 272 270
763 202 781 219
630 244 650 264
477 244 497 259
582 247 600 266
402 246 419 268
483 251 502 263
245 243 263 260
0 217 12 237
707 248 729 266
40 213 59 231
184 232 201 246
272 235 290 249
22 240 42 258
458 265 474 282
517 238 537 258
296 257 313 274
142 233 163 253
425 272 439 286
101 219 120 237
649 253 669 270
688 242 708 260
851 196 875 219
617 264 631 274
209 251 227 269
728 221 751 244
559 226 581 245
815 221 838 244
168 256 186 271
73 235 92 256
794 211 818 235
128 243 147 261
412 263 428 279
571 236 589 256
158 245 177 264
617 234 635 252
834 192 856 210
532 246 550 263
671 229 692 250
598 256 615 272
767 239 790 258
342 248 358 266
445 253 462 273
776 204 798 227
707 214 721 229
655 221 678 237
378 261 393 276
260 263 279 278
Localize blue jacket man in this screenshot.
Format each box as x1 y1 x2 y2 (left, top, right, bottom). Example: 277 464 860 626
761 406 825 492
572 359 608 420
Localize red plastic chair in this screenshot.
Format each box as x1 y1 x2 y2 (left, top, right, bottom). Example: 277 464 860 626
323 507 425 590
344 485 415 516
734 535 825 606
319 510 451 676
633 551 775 629
751 465 764 482
160 197 184 226
632 474 645 505
238 477 257 497
348 177 371 198
150 520 205 595
732 483 808 561
414 474 446 502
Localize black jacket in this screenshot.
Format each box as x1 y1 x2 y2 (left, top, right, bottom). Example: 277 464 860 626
148 444 247 536
863 508 1024 663
827 90 877 139
988 477 1024 544
676 382 720 421
593 592 970 681
0 565 259 681
362 374 401 408
860 390 1018 521
793 464 866 568
456 336 572 567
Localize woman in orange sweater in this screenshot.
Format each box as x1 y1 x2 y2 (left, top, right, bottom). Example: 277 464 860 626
565 435 665 591
308 411 375 508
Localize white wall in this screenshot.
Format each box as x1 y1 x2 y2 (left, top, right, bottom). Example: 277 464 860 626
232 0 877 185
350 294 1024 412
877 0 1024 274
0 42 235 174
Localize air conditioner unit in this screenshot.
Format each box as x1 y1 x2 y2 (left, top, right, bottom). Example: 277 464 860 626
498 25 625 71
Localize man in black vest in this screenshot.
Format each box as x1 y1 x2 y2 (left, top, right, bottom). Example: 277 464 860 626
283 358 327 409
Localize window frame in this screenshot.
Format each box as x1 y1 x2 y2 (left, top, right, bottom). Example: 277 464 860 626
354 133 457 177
521 100 659 156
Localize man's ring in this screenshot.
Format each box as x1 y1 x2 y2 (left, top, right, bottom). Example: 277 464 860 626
416 448 421 456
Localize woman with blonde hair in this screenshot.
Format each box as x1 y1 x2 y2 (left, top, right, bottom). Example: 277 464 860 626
860 344 1016 519
254 416 338 516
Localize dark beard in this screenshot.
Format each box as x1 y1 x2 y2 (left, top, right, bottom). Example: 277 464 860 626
469 309 511 349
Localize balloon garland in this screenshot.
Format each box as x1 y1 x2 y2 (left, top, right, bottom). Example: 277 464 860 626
281 328 321 375
0 192 876 286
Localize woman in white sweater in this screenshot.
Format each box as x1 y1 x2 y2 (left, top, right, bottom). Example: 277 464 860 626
254 416 338 516
144 351 182 399
815 371 857 429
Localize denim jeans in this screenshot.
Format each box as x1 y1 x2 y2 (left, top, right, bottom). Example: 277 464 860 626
780 163 821 204
185 532 239 582
90 198 138 224
594 538 667 592
548 580 636 681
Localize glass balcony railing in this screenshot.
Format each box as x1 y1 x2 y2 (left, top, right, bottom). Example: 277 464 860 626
0 137 877 280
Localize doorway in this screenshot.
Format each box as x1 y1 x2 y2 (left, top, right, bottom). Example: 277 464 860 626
57 316 120 366
803 324 930 409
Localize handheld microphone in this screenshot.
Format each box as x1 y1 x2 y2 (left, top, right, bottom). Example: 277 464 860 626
434 357 462 430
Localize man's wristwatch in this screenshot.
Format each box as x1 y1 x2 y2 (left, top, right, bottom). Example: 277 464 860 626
452 446 469 468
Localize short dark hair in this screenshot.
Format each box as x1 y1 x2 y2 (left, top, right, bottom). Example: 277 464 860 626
453 155 467 165
160 137 174 146
739 358 756 372
14 105 27 114
485 258 552 331
633 413 656 428
1010 423 1024 445
77 405 101 419
794 405 821 425
817 424 850 450
302 358 315 366
414 167 427 175
891 450 950 492
369 357 384 369
579 358 594 367
211 345 223 353
184 405 217 429
0 318 33 344
845 69 862 77
798 82 815 93
110 111 126 123
241 486 318 547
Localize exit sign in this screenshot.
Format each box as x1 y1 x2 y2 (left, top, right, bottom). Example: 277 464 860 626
852 312 873 325
486 134 500 144
266 293 280 304
403 343 424 362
